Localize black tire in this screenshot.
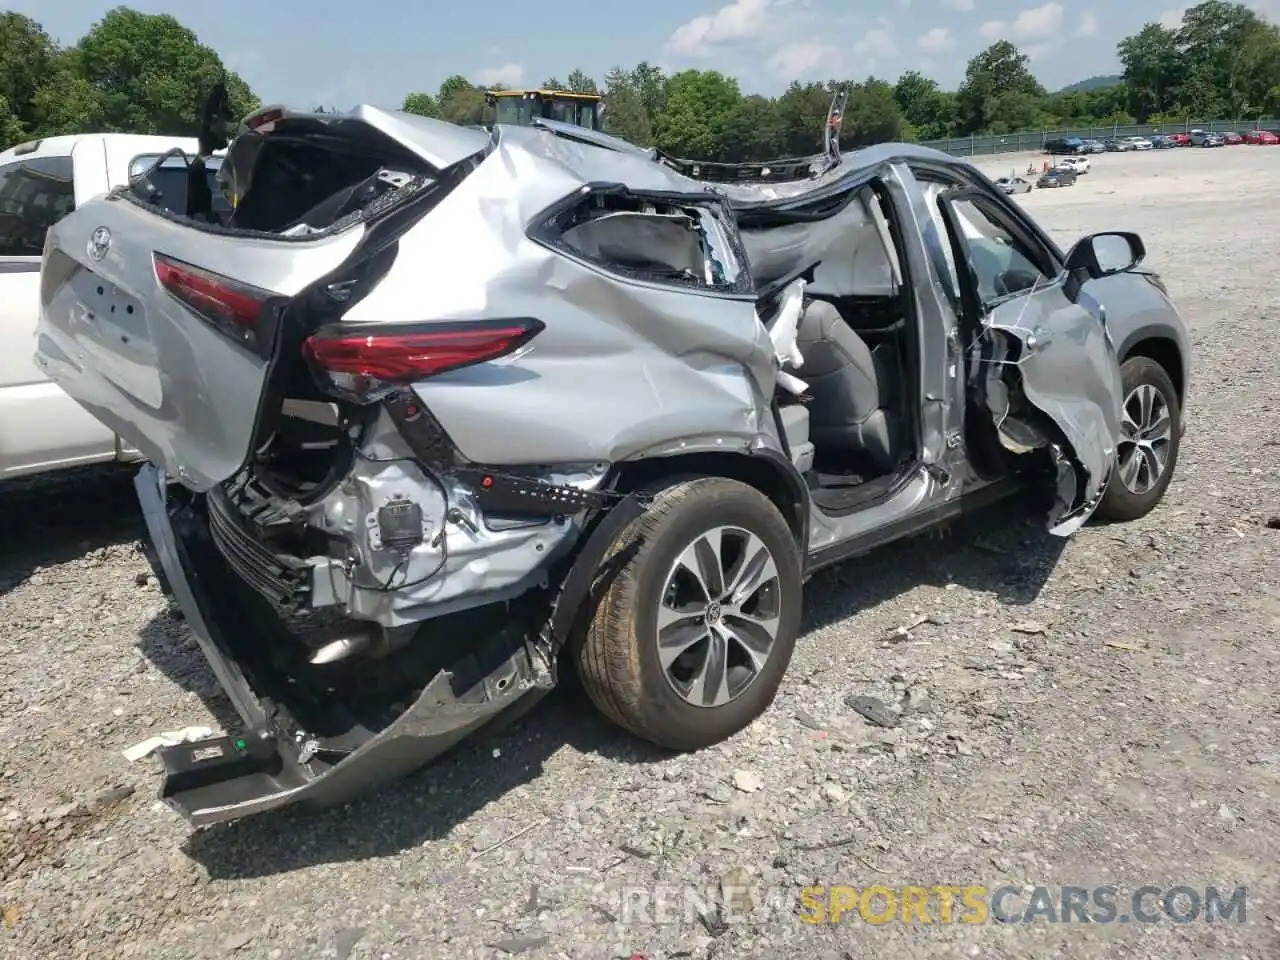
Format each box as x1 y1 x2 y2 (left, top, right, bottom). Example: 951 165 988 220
576 477 803 752
1094 356 1182 522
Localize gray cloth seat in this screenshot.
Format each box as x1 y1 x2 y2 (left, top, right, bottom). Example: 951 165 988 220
795 299 901 473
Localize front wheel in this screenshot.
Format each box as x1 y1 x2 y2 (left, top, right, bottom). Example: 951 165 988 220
1095 356 1182 522
576 477 803 752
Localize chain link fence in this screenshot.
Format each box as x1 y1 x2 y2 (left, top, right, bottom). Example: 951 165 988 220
919 118 1280 157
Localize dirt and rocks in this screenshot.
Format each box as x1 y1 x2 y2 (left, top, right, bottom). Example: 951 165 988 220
1 146 1278 960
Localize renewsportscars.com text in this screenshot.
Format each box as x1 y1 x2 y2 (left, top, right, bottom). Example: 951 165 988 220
798 884 1247 924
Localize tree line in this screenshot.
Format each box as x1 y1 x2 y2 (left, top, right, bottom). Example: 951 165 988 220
4 2 1278 163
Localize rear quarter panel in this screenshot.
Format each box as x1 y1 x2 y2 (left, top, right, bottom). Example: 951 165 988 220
343 140 779 468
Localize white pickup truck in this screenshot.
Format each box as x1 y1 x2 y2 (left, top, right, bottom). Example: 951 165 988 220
1 133 226 479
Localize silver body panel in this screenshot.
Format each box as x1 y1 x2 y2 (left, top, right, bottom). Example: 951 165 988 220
35 112 1192 621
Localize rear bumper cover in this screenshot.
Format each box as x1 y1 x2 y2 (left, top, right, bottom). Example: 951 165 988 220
135 463 553 826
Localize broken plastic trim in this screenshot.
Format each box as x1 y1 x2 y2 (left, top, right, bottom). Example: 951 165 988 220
134 462 555 825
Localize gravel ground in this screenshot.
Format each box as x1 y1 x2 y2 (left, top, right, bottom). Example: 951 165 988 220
2 145 1278 960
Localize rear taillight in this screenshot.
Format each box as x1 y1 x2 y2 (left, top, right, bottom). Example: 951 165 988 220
154 253 272 352
301 318 544 404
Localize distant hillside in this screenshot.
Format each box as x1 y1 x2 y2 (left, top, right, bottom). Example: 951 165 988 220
1058 74 1124 93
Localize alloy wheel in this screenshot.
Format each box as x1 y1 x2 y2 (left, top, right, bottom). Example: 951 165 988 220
1117 383 1172 495
656 526 783 708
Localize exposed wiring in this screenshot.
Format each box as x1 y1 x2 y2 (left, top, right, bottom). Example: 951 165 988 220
368 533 449 593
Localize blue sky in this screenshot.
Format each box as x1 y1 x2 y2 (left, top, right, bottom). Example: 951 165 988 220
18 1 1280 108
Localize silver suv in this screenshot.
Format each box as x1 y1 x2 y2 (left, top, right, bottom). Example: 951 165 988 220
36 105 1191 824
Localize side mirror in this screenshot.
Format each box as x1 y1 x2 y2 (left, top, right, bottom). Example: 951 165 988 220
1063 231 1145 301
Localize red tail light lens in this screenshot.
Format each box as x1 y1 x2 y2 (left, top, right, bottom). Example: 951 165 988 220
302 318 544 404
154 253 271 352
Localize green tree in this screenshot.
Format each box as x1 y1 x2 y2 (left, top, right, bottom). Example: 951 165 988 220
845 77 906 145
73 7 256 134
775 81 832 156
401 91 439 118
630 62 669 125
0 13 59 135
653 69 740 159
1235 20 1280 116
721 94 783 161
436 76 487 125
1177 1 1260 114
0 94 26 149
956 41 1045 134
1118 23 1183 120
601 66 652 146
565 69 598 95
894 71 954 139
31 51 107 134
541 76 565 90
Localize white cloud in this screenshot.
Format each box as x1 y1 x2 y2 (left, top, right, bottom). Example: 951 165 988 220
473 63 525 87
667 0 773 56
770 41 842 76
943 0 976 9
917 26 956 53
1076 11 1098 37
1158 7 1186 28
1011 2 1064 40
977 2 1063 42
854 20 899 59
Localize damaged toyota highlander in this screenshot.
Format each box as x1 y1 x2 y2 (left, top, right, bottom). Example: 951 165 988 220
35 102 1190 825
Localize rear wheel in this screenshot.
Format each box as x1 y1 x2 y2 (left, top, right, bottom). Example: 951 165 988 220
1095 356 1181 522
576 477 802 752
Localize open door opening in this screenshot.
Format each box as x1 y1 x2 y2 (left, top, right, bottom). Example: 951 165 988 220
742 178 923 515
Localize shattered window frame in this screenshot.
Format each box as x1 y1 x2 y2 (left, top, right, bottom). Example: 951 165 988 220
528 183 757 297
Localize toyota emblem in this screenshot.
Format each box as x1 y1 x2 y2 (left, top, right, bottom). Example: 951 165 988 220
87 226 111 262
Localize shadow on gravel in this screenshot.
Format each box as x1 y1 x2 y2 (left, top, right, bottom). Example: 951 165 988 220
0 466 145 597
176 492 1068 881
183 690 659 881
800 491 1067 633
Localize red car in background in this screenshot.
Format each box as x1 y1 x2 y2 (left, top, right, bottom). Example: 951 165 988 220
1167 132 1191 146
1222 132 1244 145
1245 129 1280 144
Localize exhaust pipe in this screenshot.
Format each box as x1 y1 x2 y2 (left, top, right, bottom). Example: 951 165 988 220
307 622 416 665
310 633 374 664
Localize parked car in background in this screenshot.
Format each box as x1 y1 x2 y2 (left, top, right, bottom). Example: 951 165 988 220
1148 135 1176 149
33 105 1192 824
1123 136 1154 151
1199 132 1226 147
994 176 1033 195
1043 136 1085 155
0 133 226 481
1102 138 1130 152
1038 165 1078 187
1245 129 1279 144
1189 129 1213 146
1080 139 1107 154
1059 156 1091 174
1222 132 1244 145
1166 133 1190 146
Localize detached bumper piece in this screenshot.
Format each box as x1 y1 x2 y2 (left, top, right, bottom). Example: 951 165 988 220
134 464 554 826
